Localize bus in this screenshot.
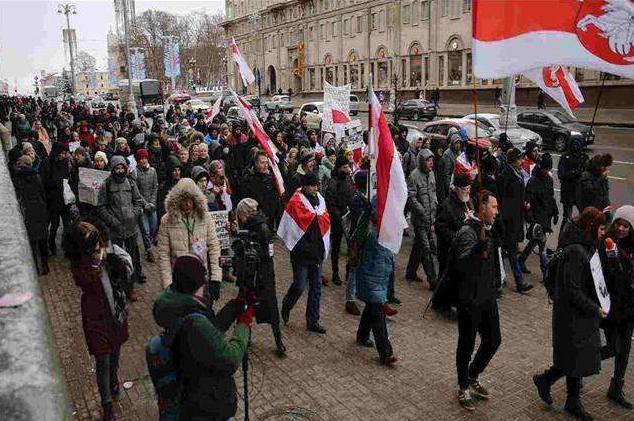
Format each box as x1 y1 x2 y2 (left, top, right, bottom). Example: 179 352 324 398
118 79 164 116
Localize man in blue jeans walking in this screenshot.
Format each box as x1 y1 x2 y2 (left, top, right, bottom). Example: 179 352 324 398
279 173 330 334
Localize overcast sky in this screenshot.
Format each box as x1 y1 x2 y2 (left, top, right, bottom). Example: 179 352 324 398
0 0 224 93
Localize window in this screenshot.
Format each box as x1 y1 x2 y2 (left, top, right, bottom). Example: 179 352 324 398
463 0 472 12
438 55 445 86
356 16 362 32
441 0 449 16
344 19 350 35
320 24 325 39
309 26 314 41
332 21 339 37
371 13 378 30
402 5 411 24
421 1 430 20
466 52 473 84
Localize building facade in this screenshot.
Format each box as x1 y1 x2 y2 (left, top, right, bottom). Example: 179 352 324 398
75 71 115 96
222 0 632 103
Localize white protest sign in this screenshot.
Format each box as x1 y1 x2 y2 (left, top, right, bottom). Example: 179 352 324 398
322 82 351 134
210 210 231 250
590 251 611 313
345 120 364 150
126 155 137 174
68 141 81 153
78 167 110 206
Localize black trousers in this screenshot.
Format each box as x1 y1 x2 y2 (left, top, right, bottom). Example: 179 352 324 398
357 302 393 361
95 348 120 407
330 228 347 278
112 234 142 289
30 239 49 274
48 206 70 247
601 323 634 380
542 366 582 399
456 301 501 389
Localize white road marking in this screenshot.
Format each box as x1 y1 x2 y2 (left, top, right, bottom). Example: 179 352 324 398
551 168 624 180
551 152 634 165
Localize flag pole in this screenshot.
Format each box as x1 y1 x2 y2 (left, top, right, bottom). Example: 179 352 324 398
472 78 486 246
367 73 373 201
589 73 606 135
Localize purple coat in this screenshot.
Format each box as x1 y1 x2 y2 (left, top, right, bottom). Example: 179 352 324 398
72 258 128 355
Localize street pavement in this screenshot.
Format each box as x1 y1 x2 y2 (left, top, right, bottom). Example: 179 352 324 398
43 226 634 420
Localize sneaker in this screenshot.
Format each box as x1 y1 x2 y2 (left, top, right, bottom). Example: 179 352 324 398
469 380 490 400
275 343 288 359
357 339 375 348
381 304 398 316
516 282 534 294
459 389 476 411
387 297 402 306
382 355 398 367
307 323 327 334
345 301 361 316
533 374 553 405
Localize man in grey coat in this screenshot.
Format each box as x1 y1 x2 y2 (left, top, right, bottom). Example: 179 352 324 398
405 148 439 289
436 131 462 204
131 148 159 261
98 155 145 300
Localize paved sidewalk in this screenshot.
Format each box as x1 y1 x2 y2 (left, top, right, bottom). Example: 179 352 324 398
42 236 634 420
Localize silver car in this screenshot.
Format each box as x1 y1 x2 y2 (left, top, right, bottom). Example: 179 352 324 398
463 113 542 150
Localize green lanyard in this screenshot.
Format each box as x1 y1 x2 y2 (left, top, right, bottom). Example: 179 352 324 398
181 216 196 237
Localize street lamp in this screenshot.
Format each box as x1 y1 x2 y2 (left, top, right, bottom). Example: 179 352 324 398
58 3 77 96
391 73 399 123
120 0 136 116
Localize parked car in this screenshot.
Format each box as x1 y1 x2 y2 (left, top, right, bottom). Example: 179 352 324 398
400 124 428 145
516 109 594 152
463 113 542 150
226 106 247 126
422 118 494 148
263 95 294 113
142 103 165 117
168 93 191 105
298 102 324 129
183 99 211 113
221 96 253 114
395 99 437 121
349 95 360 116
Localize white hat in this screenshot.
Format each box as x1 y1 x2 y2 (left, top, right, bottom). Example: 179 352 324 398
614 205 634 230
94 151 108 166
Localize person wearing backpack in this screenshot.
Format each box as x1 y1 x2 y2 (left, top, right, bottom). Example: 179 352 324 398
97 155 146 301
533 207 608 421
152 254 252 420
63 220 131 421
599 206 634 409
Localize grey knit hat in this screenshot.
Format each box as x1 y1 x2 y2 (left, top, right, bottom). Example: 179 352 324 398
614 205 634 230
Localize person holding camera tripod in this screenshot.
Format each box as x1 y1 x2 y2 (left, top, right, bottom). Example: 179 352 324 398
153 254 253 420
234 198 287 358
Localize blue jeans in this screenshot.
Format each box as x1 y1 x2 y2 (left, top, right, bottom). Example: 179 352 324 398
290 262 322 326
139 209 158 252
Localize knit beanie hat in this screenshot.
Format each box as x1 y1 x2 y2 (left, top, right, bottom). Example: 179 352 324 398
334 154 349 170
614 205 634 231
538 152 553 170
94 151 108 166
172 254 207 294
135 148 149 161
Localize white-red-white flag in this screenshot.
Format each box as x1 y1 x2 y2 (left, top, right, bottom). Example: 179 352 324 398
205 95 223 124
473 0 634 80
277 190 330 258
523 66 584 118
229 38 255 86
231 90 285 196
368 85 408 254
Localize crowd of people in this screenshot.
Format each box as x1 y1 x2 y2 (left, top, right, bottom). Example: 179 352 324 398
1 92 632 421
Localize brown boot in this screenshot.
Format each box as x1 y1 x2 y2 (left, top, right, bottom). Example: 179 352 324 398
345 301 361 315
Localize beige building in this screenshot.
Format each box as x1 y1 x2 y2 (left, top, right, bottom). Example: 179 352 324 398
222 0 632 105
75 71 114 96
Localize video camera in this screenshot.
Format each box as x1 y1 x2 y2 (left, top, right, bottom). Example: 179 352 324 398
218 230 261 293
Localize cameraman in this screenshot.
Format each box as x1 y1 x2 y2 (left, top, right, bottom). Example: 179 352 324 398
153 254 253 420
234 198 287 357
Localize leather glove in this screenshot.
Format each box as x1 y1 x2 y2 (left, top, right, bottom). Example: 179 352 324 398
237 306 255 329
209 281 221 301
553 214 559 226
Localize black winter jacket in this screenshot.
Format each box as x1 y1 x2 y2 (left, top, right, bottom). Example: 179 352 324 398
497 164 525 246
599 238 634 324
525 168 558 233
557 151 588 205
577 168 610 213
324 169 354 232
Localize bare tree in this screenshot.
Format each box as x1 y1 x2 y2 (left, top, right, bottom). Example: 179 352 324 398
75 51 97 73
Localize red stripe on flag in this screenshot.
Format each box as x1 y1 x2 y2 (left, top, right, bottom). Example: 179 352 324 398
284 194 315 232
473 0 579 42
332 109 351 124
375 111 393 233
555 66 581 110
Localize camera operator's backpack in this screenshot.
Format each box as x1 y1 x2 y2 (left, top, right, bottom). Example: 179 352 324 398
146 312 205 420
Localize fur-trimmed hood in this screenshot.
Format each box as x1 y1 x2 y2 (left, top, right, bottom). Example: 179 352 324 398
164 178 209 223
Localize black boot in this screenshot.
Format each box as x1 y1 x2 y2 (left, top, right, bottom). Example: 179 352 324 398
331 270 342 286
565 378 594 420
281 287 302 325
608 377 633 409
533 373 553 405
41 255 50 276
49 238 57 256
102 402 116 421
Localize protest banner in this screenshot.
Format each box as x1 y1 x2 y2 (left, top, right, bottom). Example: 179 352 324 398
78 167 110 206
210 210 231 250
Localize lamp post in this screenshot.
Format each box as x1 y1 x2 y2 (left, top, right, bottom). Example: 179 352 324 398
121 0 137 116
391 73 399 124
57 3 77 96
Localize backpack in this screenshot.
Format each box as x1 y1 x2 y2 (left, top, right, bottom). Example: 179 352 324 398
544 247 566 300
146 312 206 420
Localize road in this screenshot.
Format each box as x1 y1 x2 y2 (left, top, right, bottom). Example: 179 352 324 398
355 115 634 209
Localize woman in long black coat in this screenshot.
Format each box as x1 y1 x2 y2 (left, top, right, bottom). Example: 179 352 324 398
599 206 634 409
236 198 286 357
533 207 607 420
12 155 49 275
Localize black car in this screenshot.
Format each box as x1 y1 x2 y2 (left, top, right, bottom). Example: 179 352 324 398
395 99 437 121
517 110 594 152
